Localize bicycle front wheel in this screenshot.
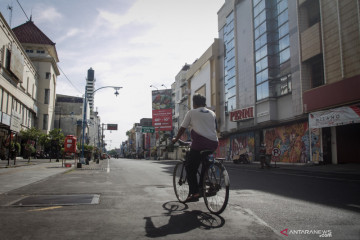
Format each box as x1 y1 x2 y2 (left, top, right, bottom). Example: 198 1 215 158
173 162 189 203
202 163 230 214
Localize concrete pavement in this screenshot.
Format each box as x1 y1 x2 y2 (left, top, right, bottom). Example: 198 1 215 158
0 158 77 194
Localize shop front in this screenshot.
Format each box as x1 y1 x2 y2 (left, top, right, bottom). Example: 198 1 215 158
308 104 360 164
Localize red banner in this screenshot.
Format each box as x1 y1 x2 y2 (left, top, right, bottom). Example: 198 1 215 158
152 109 172 131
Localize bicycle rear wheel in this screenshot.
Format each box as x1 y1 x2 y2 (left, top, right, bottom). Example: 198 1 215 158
173 162 189 203
202 163 230 214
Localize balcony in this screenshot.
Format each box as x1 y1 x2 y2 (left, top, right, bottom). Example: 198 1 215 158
301 22 322 62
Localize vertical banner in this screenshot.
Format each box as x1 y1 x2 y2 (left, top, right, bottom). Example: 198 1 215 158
152 89 172 131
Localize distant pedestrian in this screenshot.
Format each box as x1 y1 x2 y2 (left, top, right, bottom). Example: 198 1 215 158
259 143 266 169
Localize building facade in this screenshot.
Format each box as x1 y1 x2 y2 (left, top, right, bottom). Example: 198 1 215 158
173 64 190 138
54 94 84 140
13 20 60 134
301 0 360 164
0 13 38 159
86 68 95 112
215 0 360 164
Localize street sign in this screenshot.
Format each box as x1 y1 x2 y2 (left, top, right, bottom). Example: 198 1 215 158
142 127 155 133
272 147 281 157
107 124 118 130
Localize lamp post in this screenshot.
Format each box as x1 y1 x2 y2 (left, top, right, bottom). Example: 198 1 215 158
150 85 158 90
80 86 122 165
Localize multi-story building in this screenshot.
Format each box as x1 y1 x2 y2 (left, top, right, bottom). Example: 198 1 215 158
54 94 84 140
300 0 360 164
186 39 221 126
88 110 101 148
86 68 95 112
13 20 60 134
0 13 38 158
216 0 360 164
173 64 190 136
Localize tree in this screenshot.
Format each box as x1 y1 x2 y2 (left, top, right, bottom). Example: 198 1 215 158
48 129 65 160
20 127 42 142
20 127 42 159
38 129 65 160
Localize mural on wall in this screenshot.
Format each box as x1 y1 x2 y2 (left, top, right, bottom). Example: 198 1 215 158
215 121 321 163
230 132 255 161
264 121 319 163
310 128 321 163
215 132 255 161
215 138 230 159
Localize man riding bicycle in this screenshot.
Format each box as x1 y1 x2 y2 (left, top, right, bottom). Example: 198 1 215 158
172 93 218 202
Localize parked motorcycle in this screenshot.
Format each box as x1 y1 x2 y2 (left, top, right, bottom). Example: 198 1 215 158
233 152 250 164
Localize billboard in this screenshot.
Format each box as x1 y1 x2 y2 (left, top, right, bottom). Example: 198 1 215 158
107 124 118 130
152 89 172 131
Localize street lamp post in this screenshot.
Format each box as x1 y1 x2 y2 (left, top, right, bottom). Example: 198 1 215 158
80 86 122 165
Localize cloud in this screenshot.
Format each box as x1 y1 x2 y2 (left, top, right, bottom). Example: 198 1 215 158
57 28 82 43
33 6 62 23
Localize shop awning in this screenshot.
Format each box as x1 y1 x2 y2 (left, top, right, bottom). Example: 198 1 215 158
309 104 360 128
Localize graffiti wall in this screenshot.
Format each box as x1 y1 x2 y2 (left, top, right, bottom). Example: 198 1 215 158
215 138 230 159
215 132 255 161
215 121 320 163
264 121 320 163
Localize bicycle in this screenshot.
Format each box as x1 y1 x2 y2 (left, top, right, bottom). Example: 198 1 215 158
172 140 230 215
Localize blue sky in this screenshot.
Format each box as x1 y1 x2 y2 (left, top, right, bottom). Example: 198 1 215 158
0 0 224 148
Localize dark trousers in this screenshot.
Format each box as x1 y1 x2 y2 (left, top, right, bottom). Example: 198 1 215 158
186 149 207 195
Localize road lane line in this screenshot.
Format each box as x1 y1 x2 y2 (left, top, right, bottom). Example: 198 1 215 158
107 159 110 173
27 206 62 212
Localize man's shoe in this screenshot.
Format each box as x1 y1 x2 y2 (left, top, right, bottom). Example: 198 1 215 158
186 194 200 202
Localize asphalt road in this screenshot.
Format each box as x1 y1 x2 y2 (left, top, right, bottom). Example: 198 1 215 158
0 159 359 240
225 163 360 240
0 159 280 240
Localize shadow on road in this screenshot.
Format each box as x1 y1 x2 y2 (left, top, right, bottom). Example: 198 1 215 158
144 201 225 238
151 160 360 213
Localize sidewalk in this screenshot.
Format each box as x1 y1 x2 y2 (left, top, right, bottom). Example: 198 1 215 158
0 158 76 195
224 161 360 175
0 157 75 168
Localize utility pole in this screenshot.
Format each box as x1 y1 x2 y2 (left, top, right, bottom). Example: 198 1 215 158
7 5 13 28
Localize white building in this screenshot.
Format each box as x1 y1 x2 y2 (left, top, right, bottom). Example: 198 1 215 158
0 13 38 158
13 19 60 134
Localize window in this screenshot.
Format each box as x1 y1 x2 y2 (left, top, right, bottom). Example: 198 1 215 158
45 72 51 79
310 55 324 88
223 11 236 112
254 0 291 101
26 49 33 53
44 89 50 104
43 114 49 130
36 50 45 54
256 82 269 101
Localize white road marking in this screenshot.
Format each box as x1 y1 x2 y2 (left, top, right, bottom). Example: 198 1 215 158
107 159 110 173
347 204 360 209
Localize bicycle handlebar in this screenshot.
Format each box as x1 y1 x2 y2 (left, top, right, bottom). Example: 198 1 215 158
177 139 191 146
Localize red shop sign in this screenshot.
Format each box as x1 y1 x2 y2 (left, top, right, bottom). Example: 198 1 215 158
230 107 254 122
152 109 172 131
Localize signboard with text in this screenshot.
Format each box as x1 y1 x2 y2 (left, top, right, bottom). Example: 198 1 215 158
230 106 254 122
309 104 360 128
142 126 155 133
152 89 172 131
107 124 118 130
152 109 172 131
10 110 21 132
